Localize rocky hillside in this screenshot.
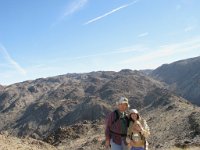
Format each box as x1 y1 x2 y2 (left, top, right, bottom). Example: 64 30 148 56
45 120 106 150
150 56 200 106
0 70 163 139
0 84 3 91
142 88 200 149
0 68 200 149
43 88 200 150
0 133 56 150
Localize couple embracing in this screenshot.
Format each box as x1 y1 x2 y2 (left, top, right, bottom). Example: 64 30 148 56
105 97 150 150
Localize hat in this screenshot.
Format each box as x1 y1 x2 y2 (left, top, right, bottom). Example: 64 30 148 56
129 109 138 114
116 96 130 107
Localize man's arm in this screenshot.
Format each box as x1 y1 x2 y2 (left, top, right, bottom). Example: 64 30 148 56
105 112 113 148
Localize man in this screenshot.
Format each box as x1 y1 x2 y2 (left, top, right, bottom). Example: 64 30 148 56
105 96 129 150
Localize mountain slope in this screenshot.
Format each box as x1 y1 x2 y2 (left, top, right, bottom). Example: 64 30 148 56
0 85 3 91
142 88 200 149
0 70 164 139
44 88 200 150
0 133 56 150
151 56 200 106
1 69 200 149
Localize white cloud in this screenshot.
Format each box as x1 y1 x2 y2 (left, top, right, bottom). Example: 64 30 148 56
84 0 139 25
64 0 88 17
0 44 27 75
49 45 146 63
120 37 200 68
51 0 88 28
138 32 149 37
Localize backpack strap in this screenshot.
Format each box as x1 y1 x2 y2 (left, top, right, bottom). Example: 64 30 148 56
112 110 130 125
112 110 119 125
110 110 130 137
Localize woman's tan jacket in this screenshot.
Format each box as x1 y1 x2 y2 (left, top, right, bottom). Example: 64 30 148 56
126 117 150 148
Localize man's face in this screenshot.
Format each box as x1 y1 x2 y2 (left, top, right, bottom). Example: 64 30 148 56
118 103 128 112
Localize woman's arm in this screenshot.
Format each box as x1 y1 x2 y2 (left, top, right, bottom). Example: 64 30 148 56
140 119 150 138
126 121 133 145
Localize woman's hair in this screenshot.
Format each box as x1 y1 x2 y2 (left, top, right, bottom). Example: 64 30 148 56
129 112 140 122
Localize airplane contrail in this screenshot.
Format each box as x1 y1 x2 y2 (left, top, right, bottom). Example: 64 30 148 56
0 44 27 75
84 0 139 25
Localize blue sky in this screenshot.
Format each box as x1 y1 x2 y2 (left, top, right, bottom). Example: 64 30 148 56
0 0 200 85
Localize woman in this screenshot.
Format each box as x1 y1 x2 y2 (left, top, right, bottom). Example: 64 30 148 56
126 109 150 150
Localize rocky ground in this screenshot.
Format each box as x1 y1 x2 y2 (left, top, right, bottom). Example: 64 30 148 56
141 88 200 150
0 133 56 150
45 120 105 150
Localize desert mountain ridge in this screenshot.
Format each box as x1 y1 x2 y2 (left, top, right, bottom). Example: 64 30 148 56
0 56 200 149
0 84 4 91
151 56 200 106
0 70 164 137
